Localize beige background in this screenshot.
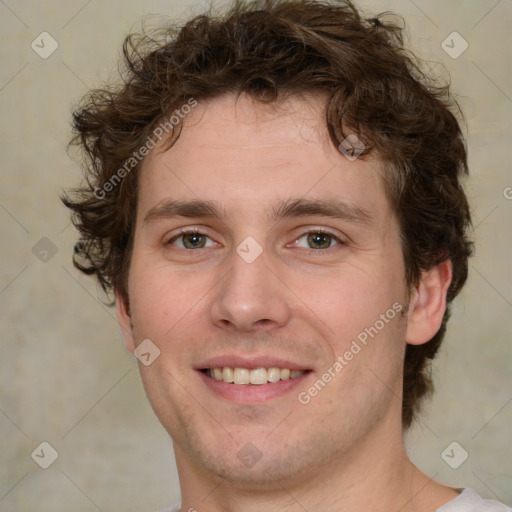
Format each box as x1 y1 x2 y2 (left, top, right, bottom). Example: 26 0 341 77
1 0 511 510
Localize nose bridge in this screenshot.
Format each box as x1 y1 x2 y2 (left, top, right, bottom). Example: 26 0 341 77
209 246 291 332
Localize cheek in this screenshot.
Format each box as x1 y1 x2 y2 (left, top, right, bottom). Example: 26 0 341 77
127 257 190 339
292 263 408 389
296 265 402 335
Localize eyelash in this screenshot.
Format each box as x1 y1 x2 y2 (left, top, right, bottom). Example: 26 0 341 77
166 228 344 252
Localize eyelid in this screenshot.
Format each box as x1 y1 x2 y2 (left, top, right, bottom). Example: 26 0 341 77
292 227 344 243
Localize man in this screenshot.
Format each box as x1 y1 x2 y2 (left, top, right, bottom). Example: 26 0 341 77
62 0 510 510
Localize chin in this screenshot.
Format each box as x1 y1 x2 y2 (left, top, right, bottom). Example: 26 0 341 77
177 423 330 492
197 452 310 491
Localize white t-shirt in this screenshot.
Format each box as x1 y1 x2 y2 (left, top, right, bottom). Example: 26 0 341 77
157 489 511 512
437 489 511 511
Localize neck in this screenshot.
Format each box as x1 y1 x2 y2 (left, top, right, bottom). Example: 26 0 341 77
174 410 458 512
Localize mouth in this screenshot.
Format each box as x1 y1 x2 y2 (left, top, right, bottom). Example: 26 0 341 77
197 362 313 403
201 367 310 385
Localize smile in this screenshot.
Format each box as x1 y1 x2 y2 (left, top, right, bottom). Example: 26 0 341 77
202 367 308 385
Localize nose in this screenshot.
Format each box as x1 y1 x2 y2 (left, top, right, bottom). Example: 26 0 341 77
209 249 292 333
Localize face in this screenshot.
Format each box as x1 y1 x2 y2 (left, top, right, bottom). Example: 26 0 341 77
118 93 413 490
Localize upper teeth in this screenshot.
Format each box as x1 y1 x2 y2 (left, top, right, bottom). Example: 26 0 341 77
206 367 306 385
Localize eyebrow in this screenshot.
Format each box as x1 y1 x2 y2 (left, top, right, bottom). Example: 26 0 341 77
272 198 373 225
143 198 373 226
143 199 225 224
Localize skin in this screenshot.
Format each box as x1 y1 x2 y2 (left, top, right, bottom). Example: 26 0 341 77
116 92 457 511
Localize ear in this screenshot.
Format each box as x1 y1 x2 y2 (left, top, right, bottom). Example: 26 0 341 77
114 287 135 353
405 260 453 346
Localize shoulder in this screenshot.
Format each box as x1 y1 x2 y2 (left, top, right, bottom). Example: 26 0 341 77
437 489 512 512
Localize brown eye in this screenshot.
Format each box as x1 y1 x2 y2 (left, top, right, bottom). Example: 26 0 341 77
170 232 214 249
184 233 206 248
306 232 334 249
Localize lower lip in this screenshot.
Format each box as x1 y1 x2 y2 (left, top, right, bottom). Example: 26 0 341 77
197 371 311 403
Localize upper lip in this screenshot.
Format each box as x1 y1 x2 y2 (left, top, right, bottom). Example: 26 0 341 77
195 355 311 371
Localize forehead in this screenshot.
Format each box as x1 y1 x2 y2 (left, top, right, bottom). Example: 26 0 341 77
158 92 337 170
137 93 389 221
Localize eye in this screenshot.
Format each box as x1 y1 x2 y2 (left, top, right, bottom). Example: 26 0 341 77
294 231 341 250
168 230 216 249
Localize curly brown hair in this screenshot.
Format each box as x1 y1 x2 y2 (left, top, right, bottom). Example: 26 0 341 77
62 0 472 428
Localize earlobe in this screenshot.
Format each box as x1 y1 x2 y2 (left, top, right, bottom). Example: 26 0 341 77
114 288 135 353
405 260 453 346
